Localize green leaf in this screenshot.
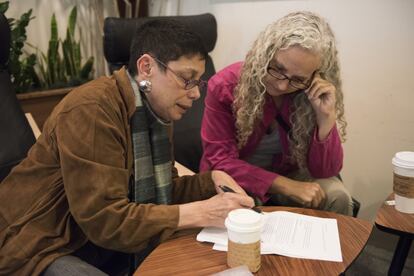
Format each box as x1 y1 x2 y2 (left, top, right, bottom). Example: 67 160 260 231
62 6 80 79
62 39 74 76
0 1 9 13
50 14 58 42
74 42 81 76
37 52 48 88
67 6 77 38
58 55 66 82
80 56 94 80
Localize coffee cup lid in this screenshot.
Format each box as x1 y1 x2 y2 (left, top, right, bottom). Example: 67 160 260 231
392 151 414 169
225 209 263 233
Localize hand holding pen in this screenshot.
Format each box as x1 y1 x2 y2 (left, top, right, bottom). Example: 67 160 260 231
219 185 262 213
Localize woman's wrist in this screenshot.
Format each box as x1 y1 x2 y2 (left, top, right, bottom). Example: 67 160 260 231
177 201 205 229
316 114 336 141
269 175 291 195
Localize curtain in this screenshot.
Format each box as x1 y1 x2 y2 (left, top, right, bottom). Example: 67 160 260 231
116 0 149 18
148 0 180 16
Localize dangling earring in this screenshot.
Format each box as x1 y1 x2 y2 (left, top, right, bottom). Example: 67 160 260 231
138 80 152 93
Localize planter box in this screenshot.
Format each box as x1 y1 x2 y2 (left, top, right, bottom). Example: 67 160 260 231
17 87 73 130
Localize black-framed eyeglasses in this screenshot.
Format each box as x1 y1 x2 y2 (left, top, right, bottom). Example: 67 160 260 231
150 55 207 90
267 66 315 90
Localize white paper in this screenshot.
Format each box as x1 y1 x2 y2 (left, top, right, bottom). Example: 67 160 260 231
196 211 342 262
196 227 228 245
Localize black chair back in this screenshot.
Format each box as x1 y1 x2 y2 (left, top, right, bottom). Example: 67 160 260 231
103 14 217 172
0 12 36 182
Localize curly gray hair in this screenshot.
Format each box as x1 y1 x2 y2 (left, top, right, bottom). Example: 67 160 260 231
233 11 346 171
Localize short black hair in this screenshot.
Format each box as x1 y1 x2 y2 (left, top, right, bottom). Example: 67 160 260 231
128 19 208 76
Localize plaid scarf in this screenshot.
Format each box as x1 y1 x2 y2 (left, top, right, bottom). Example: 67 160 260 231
127 73 173 269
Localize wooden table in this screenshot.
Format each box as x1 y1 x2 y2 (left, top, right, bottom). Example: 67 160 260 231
135 206 372 276
375 193 414 276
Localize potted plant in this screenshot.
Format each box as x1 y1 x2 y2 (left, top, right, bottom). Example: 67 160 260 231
17 6 94 128
1 2 94 129
0 1 39 93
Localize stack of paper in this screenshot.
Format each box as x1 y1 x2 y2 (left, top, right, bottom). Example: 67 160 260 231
196 211 342 262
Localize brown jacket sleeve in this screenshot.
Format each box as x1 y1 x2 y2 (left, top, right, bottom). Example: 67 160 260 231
168 124 217 204
171 170 217 204
56 102 178 253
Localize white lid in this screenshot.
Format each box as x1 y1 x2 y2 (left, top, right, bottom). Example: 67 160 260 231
225 209 263 233
392 151 414 169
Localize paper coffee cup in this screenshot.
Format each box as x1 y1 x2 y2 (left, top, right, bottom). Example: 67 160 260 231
225 209 263 273
392 151 414 214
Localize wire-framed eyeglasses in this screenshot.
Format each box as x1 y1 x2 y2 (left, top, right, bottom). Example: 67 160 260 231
150 55 207 90
267 66 315 90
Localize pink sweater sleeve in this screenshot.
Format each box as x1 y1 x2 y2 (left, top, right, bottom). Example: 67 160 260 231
307 126 343 178
200 71 276 202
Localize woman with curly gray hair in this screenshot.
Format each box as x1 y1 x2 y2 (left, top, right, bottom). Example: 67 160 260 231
200 11 353 215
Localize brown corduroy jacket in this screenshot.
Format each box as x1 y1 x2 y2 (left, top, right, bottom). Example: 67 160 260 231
0 67 216 275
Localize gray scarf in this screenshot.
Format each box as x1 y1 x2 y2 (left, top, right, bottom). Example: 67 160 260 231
128 73 172 204
127 73 173 270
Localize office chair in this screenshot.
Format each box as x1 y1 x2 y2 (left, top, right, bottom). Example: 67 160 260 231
0 12 36 182
337 174 360 217
103 13 217 173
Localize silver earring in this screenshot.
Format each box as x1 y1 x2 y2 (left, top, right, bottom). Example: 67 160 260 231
138 80 152 93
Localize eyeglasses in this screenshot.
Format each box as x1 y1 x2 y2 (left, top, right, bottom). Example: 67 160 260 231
267 66 315 90
150 56 207 90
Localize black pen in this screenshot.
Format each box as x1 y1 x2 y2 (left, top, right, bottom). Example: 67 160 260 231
218 185 262 213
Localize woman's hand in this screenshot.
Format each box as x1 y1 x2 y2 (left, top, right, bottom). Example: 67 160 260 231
286 181 326 209
305 75 336 118
211 170 247 195
178 192 254 228
178 170 254 229
271 175 326 209
305 75 337 140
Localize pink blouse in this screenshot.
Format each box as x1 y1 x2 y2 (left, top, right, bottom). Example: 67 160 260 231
200 62 343 202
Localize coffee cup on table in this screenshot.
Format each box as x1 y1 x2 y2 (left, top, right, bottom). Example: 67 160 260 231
225 209 263 273
392 151 414 214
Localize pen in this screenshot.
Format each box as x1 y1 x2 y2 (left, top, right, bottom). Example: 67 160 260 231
218 185 262 213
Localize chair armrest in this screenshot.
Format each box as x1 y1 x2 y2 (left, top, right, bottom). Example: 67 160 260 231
25 113 41 139
174 161 195 176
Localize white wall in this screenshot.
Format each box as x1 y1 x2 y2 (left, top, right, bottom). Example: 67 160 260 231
179 0 414 220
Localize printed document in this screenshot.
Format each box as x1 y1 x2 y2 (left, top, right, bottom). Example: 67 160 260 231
197 211 342 262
